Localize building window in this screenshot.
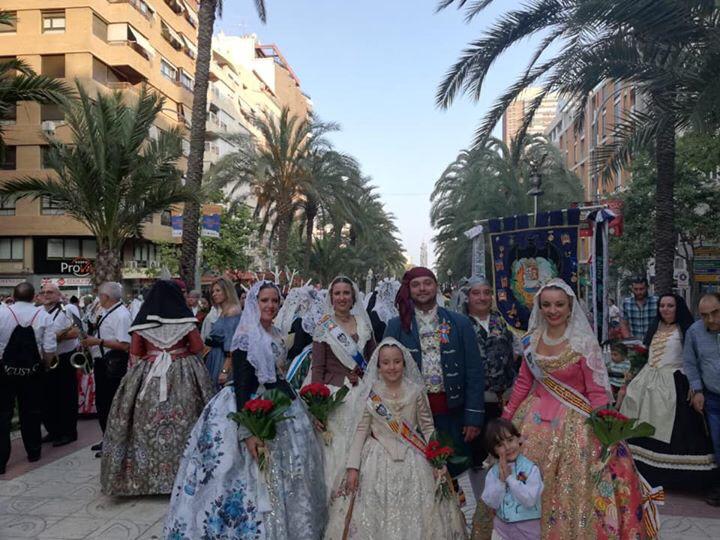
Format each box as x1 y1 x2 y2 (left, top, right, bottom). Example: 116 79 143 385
41 103 64 122
0 146 16 170
41 55 65 78
41 195 64 215
0 238 24 261
0 12 17 33
40 146 54 169
181 139 190 156
160 58 177 82
46 238 96 259
0 103 16 125
179 70 193 91
161 210 172 226
134 243 158 264
0 196 17 216
92 14 108 41
42 11 66 33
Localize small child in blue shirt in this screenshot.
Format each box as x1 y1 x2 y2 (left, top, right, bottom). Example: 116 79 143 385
481 418 543 540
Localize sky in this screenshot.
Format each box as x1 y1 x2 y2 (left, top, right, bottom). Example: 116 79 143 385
218 0 537 268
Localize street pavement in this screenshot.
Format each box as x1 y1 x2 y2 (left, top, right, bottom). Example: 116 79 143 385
1 419 719 539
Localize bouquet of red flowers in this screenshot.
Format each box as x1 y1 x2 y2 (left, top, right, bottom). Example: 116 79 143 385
227 389 294 472
587 407 655 461
425 437 456 501
299 383 349 445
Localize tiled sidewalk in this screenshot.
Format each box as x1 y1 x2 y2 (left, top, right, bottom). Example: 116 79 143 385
0 449 166 540
1 445 720 539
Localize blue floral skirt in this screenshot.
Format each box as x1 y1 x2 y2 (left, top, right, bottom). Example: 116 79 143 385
164 386 327 540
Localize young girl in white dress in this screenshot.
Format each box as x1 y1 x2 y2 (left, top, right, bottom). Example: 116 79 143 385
325 337 466 540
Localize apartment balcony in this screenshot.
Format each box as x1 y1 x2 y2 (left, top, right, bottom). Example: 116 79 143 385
108 0 156 21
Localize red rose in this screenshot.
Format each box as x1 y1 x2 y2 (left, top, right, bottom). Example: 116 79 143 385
300 383 331 399
597 409 629 421
244 398 274 415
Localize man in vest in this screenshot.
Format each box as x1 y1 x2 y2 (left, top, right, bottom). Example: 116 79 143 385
384 266 484 527
81 281 131 458
0 282 57 474
40 283 81 447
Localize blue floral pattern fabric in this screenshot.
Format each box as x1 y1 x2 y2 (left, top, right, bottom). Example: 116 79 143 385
164 386 326 540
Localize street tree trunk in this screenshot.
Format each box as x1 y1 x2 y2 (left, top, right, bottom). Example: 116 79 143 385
304 204 317 271
179 0 217 289
275 197 294 267
653 113 676 295
93 247 123 289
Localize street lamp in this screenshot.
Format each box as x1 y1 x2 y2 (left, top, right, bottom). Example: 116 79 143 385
365 268 374 295
447 268 453 289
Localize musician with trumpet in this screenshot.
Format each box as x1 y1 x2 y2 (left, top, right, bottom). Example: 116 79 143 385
40 283 81 448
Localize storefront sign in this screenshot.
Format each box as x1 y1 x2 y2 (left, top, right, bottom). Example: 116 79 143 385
41 277 92 287
694 246 720 283
0 278 24 287
59 257 93 277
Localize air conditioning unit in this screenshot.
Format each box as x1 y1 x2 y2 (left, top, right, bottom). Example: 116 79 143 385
41 121 56 135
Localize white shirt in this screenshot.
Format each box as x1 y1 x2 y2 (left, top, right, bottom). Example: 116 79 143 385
89 302 132 359
46 303 80 355
0 301 57 358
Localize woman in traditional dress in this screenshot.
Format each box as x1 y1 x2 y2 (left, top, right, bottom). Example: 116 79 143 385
204 277 242 393
501 279 650 539
100 280 213 496
620 293 716 488
325 337 466 540
164 281 326 540
276 285 325 388
311 276 376 492
364 278 400 343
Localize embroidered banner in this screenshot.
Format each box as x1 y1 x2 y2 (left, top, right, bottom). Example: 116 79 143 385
490 211 580 331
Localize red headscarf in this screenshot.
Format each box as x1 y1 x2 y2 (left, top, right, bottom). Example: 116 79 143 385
395 267 437 332
172 279 188 294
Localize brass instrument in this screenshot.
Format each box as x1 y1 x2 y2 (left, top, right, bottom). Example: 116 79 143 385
69 314 94 374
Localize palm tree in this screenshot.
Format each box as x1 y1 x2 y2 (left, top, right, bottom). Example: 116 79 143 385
437 0 720 293
430 135 582 278
0 11 71 147
206 107 338 267
180 0 267 289
297 151 362 270
0 83 198 286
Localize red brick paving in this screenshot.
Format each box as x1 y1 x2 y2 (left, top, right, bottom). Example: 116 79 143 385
2 417 102 480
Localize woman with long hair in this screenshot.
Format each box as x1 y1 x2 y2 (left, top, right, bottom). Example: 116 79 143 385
204 277 242 393
501 279 650 539
100 280 213 496
620 293 716 488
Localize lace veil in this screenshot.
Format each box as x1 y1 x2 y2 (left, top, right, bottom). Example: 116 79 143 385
275 285 321 335
314 276 373 348
527 278 611 392
328 337 425 492
230 280 285 385
367 278 400 324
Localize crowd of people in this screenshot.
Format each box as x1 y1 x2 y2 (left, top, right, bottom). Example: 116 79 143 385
0 270 719 539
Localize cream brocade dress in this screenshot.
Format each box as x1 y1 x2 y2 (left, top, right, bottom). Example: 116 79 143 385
325 382 466 540
620 328 682 443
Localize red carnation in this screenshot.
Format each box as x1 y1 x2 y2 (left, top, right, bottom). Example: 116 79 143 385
244 398 274 415
598 409 629 421
300 383 331 399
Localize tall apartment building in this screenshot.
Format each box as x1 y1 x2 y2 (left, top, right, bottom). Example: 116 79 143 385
545 81 638 200
501 87 559 147
0 2 309 295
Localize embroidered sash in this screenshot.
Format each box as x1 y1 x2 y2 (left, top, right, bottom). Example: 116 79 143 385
520 333 663 539
317 314 367 371
286 344 312 388
367 389 427 456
